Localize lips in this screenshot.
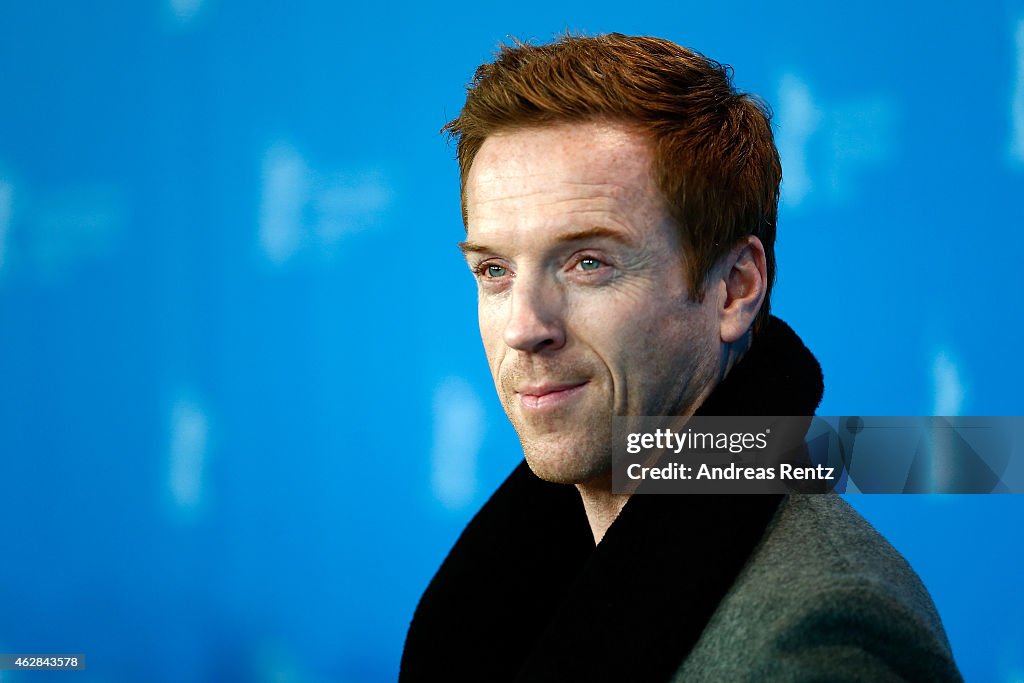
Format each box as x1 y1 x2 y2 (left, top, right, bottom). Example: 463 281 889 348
517 381 589 411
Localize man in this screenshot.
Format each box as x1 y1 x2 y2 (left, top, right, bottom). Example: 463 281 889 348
402 33 962 681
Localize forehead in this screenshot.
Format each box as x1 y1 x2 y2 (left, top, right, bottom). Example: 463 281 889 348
464 122 664 240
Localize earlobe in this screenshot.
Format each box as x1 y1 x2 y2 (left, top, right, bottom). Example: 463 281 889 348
719 236 767 344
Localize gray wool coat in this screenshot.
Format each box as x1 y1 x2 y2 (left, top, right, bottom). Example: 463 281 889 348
674 493 961 681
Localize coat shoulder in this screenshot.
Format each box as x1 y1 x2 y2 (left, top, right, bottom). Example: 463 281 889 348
674 494 962 682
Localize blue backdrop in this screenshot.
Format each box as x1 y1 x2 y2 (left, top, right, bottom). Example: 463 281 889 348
1 1 1022 681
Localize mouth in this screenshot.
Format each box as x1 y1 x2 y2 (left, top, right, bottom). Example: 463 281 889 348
517 381 590 412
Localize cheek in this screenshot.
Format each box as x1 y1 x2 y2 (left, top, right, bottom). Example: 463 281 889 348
597 294 682 352
572 296 669 385
599 298 717 410
477 299 507 378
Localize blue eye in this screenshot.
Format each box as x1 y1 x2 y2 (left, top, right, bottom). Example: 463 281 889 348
578 257 603 271
486 264 508 278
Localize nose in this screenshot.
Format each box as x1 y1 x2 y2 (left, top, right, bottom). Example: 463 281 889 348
503 274 566 354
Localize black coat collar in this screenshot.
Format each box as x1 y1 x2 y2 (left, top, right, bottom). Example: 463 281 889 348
401 317 824 682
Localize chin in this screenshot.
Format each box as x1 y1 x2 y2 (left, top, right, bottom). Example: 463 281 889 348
520 441 611 486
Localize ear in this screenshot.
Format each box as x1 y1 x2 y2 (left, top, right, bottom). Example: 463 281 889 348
717 236 767 344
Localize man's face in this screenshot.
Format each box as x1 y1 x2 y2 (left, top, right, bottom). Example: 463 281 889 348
461 121 724 485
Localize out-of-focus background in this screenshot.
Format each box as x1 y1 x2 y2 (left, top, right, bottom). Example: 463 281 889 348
0 1 1022 681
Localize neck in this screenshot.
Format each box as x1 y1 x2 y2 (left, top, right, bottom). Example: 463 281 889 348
719 334 750 383
575 471 629 544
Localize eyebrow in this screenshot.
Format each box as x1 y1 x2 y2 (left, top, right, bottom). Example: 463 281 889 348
457 226 633 256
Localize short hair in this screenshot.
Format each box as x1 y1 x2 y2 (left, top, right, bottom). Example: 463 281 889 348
443 33 782 334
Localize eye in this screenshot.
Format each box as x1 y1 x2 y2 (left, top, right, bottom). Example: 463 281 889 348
577 257 604 272
485 264 508 278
